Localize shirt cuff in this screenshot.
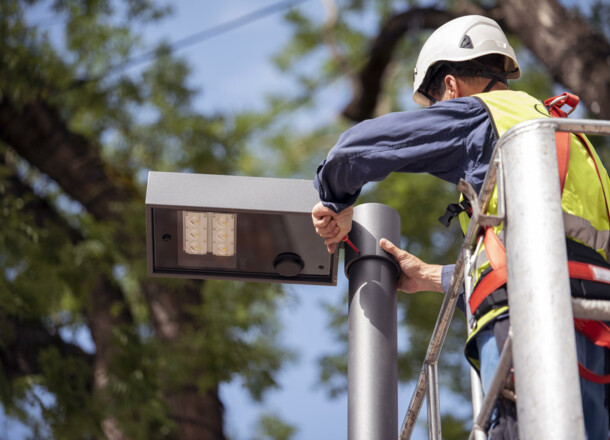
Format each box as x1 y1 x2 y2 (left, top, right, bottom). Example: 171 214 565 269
442 264 466 314
441 264 456 294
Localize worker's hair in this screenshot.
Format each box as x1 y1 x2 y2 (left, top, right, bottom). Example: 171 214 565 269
425 54 508 100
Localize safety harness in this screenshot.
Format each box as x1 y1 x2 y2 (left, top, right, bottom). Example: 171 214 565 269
458 93 610 383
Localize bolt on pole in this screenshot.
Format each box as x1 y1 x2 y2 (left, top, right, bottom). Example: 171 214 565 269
344 203 401 440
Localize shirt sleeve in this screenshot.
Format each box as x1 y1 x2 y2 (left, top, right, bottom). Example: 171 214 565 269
313 97 495 213
442 264 466 314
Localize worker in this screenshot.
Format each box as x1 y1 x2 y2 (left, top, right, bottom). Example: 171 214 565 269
311 15 610 439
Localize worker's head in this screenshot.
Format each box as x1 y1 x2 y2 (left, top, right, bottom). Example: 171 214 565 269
413 15 520 107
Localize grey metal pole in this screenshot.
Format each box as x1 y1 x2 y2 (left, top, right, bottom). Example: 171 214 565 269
344 203 401 440
501 122 585 440
425 363 441 440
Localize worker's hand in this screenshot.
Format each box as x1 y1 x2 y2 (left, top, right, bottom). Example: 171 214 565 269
312 202 354 253
379 238 444 294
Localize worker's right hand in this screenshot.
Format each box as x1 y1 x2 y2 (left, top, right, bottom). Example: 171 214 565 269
311 202 354 254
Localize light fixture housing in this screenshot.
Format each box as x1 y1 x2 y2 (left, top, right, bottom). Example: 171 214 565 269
145 171 338 285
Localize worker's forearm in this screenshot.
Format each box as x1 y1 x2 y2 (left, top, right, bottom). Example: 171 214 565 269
417 263 444 293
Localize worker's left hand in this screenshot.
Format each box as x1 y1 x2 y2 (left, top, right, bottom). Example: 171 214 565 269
311 202 353 253
380 238 444 293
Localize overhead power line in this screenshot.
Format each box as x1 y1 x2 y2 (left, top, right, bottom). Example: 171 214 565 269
107 0 312 76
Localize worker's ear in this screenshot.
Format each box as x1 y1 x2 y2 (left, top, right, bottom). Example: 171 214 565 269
443 75 460 100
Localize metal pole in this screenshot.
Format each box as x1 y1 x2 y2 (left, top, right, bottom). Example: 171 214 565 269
344 203 401 440
425 363 441 440
464 246 487 440
501 123 585 440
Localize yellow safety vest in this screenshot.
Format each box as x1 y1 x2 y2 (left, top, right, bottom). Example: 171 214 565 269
462 90 610 368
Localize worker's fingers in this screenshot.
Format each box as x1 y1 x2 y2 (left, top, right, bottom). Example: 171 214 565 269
326 242 337 254
324 234 342 246
311 201 335 222
312 214 331 228
315 218 339 237
311 202 354 253
312 202 339 237
380 238 401 258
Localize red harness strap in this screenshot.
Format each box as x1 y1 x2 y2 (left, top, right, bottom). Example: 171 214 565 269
545 93 578 193
545 93 579 192
469 228 506 313
579 364 610 384
468 93 610 383
575 319 610 384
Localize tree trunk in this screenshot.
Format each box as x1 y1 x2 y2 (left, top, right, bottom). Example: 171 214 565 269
86 276 134 440
498 0 610 119
0 98 226 439
144 281 226 440
0 98 135 220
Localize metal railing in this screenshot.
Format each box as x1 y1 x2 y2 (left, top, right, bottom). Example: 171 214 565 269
399 118 610 440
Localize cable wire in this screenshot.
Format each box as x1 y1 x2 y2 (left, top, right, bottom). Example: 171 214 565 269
105 0 312 77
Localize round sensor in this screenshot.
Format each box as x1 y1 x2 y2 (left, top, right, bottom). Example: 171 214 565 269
273 253 304 277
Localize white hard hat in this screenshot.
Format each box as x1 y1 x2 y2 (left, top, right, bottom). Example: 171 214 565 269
412 15 520 107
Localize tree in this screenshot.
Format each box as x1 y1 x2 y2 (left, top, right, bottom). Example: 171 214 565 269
1 0 609 439
0 1 292 439
341 0 610 122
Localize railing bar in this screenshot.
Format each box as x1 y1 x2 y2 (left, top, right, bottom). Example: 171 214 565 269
497 119 610 146
469 367 487 440
399 365 427 440
426 363 442 440
572 298 610 321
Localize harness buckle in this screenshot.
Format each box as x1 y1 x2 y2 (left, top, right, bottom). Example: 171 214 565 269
457 179 504 227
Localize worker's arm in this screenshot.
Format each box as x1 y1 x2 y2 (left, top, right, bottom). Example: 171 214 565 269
313 97 495 213
379 238 444 293
381 240 467 311
312 201 353 254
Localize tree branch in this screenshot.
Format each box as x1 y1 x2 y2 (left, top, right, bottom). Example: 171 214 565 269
0 98 138 221
341 1 610 121
341 7 458 121
497 0 610 119
0 316 94 381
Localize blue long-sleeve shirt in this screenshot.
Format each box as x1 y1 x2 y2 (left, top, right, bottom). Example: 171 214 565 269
314 96 500 299
314 96 498 213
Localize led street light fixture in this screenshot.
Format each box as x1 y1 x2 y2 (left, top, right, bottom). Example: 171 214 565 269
145 171 338 285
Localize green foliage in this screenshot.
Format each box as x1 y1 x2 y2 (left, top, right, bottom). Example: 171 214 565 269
440 413 471 439
253 412 298 440
104 327 175 440
190 280 297 401
317 292 348 398
0 0 295 437
2 0 609 438
37 347 100 438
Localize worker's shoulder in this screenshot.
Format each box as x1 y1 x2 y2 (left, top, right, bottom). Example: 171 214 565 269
430 96 489 116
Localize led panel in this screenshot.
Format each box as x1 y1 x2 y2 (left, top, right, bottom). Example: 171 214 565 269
183 211 207 255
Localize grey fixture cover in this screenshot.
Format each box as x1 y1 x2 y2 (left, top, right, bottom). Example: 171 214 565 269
145 171 338 285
